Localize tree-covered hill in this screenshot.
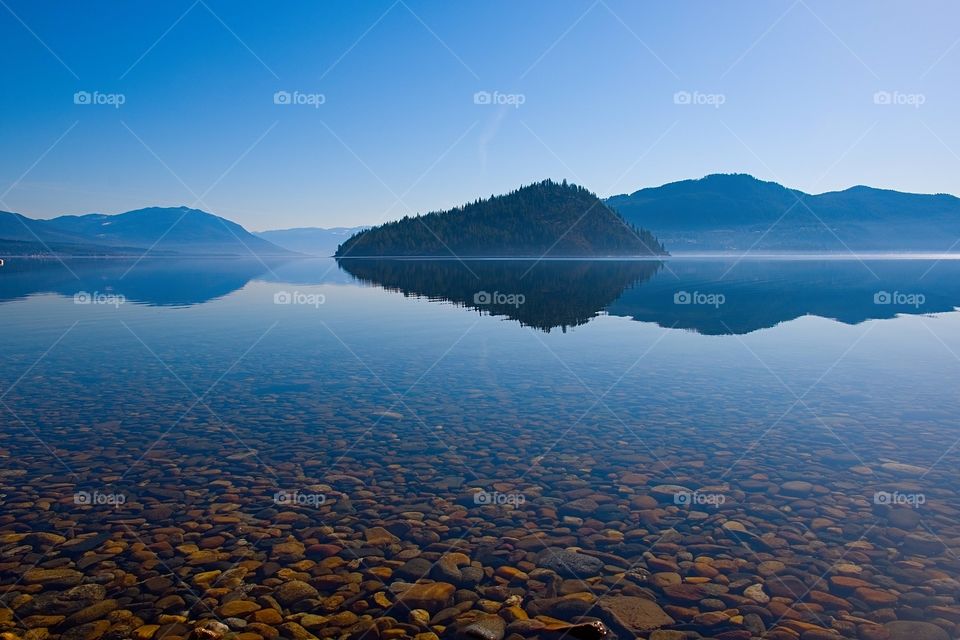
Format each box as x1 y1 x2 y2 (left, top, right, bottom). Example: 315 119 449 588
335 180 667 257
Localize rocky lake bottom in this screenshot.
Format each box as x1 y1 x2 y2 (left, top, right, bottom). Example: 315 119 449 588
2 258 959 640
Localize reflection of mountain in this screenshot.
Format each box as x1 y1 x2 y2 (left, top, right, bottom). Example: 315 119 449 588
6 256 959 334
337 258 663 332
0 258 279 306
607 260 960 334
338 257 960 335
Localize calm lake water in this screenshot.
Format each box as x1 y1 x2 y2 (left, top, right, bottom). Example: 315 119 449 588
1 257 959 640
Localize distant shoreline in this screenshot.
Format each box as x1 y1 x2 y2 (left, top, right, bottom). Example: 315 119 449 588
664 252 960 260
335 252 960 261
4 252 960 262
0 253 296 260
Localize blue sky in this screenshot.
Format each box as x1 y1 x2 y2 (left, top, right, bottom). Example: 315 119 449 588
1 0 958 230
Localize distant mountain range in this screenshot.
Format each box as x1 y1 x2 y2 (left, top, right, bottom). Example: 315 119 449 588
607 173 960 251
254 226 369 256
0 206 293 256
335 180 666 257
4 174 960 257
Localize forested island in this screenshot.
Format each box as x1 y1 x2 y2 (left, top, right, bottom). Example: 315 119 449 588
335 180 667 257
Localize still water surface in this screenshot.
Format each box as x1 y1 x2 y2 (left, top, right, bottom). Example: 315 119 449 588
1 257 958 639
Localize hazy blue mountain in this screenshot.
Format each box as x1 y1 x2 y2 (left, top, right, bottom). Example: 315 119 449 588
0 211 164 255
8 175 959 258
606 173 960 251
0 237 158 256
0 207 293 256
336 180 666 257
0 211 96 246
50 206 293 255
254 226 369 256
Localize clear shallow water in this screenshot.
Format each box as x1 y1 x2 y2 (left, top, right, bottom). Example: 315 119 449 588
2 257 960 640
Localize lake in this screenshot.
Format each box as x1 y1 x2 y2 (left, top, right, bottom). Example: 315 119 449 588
1 256 959 640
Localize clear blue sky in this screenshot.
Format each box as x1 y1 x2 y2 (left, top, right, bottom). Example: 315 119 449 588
1 1 958 230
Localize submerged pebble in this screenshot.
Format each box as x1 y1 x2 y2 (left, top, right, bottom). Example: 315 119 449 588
2 317 959 640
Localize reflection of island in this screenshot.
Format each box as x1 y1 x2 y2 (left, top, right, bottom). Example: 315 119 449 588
7 256 960 335
337 258 663 332
0 258 279 306
339 257 960 335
